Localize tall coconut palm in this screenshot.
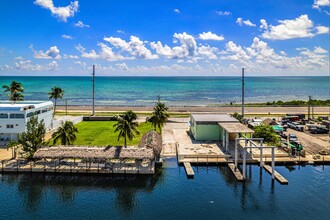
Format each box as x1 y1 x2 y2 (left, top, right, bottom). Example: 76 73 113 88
147 100 169 134
48 86 64 118
113 110 140 147
52 121 78 145
2 80 24 103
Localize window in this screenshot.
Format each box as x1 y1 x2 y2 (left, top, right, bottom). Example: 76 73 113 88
6 124 14 129
10 114 25 119
42 109 47 113
0 113 8 119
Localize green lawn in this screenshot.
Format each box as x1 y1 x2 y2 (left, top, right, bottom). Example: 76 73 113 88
72 121 156 146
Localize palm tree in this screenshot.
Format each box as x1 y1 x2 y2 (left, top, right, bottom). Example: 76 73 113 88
147 100 169 134
48 86 64 118
2 80 24 103
113 110 140 147
52 121 78 145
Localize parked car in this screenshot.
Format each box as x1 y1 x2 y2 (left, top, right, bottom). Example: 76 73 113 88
288 134 298 143
310 128 329 134
287 122 304 131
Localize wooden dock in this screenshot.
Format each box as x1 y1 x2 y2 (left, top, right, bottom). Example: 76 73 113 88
228 163 244 181
183 162 194 177
263 164 288 184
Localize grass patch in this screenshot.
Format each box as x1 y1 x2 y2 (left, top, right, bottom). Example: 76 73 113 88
67 121 157 146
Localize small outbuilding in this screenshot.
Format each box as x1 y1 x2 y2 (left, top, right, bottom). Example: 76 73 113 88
189 114 239 141
189 114 254 152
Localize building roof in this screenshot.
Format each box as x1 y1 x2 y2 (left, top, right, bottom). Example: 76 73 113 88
191 114 239 123
219 122 254 133
0 101 53 111
139 130 162 158
263 118 278 126
34 146 155 160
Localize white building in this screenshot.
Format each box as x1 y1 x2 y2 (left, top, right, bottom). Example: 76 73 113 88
0 101 54 141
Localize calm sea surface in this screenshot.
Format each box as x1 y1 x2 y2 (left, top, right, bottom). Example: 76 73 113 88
0 160 329 220
0 76 328 106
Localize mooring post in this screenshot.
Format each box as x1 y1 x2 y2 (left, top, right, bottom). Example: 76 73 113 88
271 148 275 179
235 139 238 170
243 148 246 179
260 141 263 167
226 131 229 152
222 130 225 150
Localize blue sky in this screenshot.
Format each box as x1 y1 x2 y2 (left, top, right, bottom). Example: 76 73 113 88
0 0 329 76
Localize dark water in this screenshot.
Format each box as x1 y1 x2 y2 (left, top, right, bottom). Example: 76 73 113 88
0 76 328 106
0 159 329 220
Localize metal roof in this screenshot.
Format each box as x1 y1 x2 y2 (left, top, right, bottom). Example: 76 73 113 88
219 122 254 133
0 101 53 111
191 114 239 123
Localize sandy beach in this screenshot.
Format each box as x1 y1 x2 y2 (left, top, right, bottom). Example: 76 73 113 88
57 105 330 115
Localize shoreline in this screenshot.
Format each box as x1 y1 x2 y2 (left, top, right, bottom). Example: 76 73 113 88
57 105 330 115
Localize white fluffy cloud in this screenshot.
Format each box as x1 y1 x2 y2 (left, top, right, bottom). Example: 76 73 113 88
14 57 58 71
30 45 61 59
198 45 218 59
220 37 328 71
260 15 329 40
104 36 158 59
74 21 90 28
34 0 79 22
198 31 224 41
174 9 181 14
216 11 231 16
313 0 330 9
150 32 197 59
63 54 78 59
76 43 126 61
62 34 73 39
236 18 256 27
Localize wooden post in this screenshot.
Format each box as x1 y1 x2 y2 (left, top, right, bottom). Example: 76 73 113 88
137 159 140 174
222 129 225 149
271 148 275 179
235 139 238 170
226 131 229 152
260 141 263 167
97 159 100 173
86 159 88 173
243 148 246 179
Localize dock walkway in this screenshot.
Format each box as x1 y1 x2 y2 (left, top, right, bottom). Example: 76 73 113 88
183 162 194 177
263 164 288 184
228 163 244 181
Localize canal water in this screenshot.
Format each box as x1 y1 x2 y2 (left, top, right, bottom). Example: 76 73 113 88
0 159 329 220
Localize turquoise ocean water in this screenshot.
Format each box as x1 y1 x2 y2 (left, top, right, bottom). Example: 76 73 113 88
0 76 328 106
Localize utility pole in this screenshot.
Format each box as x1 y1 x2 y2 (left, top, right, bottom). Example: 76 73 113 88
92 64 95 116
242 68 245 117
